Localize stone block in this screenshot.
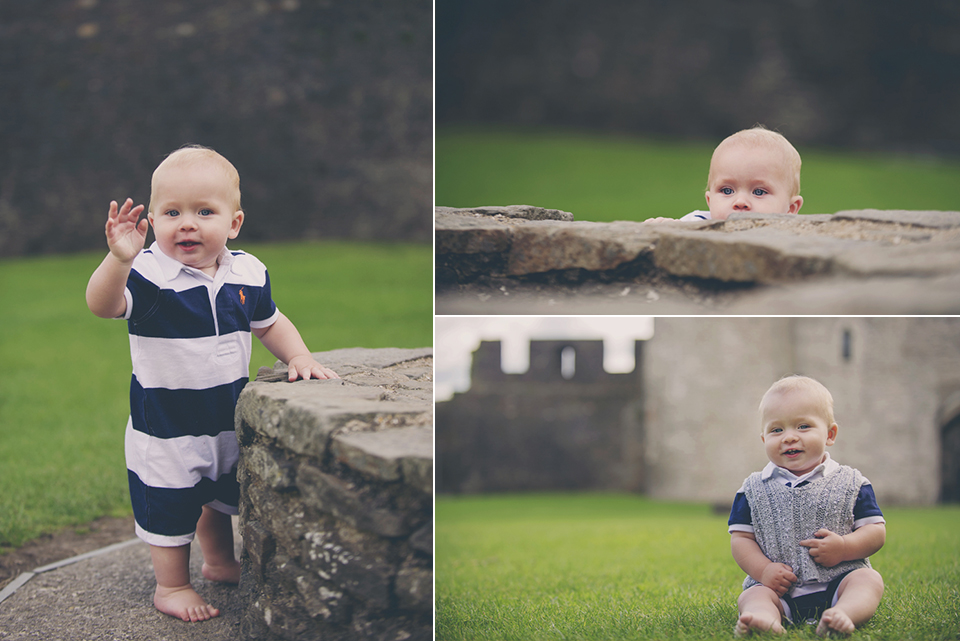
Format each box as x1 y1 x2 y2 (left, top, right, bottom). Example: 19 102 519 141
293 572 348 622
835 239 960 277
463 205 575 221
396 561 433 611
244 443 296 491
297 464 410 538
833 209 960 228
300 528 394 611
653 227 844 282
408 524 433 556
506 220 658 275
243 519 275 577
331 426 433 489
237 380 421 458
435 210 515 254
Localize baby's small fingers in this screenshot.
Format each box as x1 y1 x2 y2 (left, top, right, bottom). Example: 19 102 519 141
310 366 338 380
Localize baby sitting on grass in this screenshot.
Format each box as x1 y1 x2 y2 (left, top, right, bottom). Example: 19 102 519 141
645 126 804 223
729 375 885 636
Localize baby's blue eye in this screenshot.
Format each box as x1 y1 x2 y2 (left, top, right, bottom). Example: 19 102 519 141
721 187 734 195
753 188 768 197
199 209 214 216
798 424 811 429
165 209 180 217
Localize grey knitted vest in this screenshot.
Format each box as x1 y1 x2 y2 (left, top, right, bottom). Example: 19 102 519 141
742 465 871 591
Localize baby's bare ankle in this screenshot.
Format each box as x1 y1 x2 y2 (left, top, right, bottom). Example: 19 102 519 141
202 558 241 584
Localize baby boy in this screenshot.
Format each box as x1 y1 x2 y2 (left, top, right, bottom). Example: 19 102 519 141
86 145 338 622
645 126 804 222
729 375 885 636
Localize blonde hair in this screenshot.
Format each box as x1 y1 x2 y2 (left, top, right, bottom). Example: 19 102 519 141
759 375 835 428
149 145 241 213
707 125 802 197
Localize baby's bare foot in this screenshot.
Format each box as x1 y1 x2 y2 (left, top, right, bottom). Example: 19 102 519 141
202 559 241 584
735 612 785 636
816 608 855 637
154 584 220 622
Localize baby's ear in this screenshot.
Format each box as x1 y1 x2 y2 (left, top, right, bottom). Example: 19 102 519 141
826 422 838 445
229 210 245 238
788 195 803 214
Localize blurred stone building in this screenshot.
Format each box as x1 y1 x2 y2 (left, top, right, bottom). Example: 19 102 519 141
436 318 960 505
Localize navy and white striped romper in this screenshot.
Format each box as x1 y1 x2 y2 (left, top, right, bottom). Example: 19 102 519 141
121 242 279 547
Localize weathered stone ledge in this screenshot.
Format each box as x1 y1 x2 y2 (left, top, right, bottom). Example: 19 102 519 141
435 206 960 314
236 347 432 641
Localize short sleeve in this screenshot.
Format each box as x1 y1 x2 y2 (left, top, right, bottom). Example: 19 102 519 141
853 483 885 529
728 492 754 534
250 269 279 329
124 268 160 323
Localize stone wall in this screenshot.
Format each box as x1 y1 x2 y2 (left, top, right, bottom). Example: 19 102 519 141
435 206 960 315
644 318 960 505
437 0 960 155
235 347 433 641
0 0 432 257
436 340 644 493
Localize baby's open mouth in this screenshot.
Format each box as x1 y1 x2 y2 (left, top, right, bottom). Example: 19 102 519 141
784 449 802 457
178 241 200 248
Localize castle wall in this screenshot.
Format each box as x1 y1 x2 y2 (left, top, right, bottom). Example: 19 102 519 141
643 318 960 505
436 340 644 493
791 318 960 504
642 318 794 503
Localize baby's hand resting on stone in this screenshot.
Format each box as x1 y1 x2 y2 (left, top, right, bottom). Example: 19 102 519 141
286 354 339 381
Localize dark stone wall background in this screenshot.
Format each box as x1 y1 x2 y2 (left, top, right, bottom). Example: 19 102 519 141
436 340 646 494
437 0 960 155
0 0 431 257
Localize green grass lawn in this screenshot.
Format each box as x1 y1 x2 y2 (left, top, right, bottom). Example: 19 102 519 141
0 240 431 550
436 126 960 219
436 493 960 640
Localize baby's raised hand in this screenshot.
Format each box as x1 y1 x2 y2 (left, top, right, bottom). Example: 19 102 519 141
759 562 796 597
799 529 847 568
105 198 148 263
287 354 340 381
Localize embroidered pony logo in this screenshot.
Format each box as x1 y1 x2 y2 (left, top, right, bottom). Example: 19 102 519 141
239 288 246 305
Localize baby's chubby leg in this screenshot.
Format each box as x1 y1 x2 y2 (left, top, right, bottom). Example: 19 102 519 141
817 568 884 637
736 585 786 636
150 544 220 622
197 505 241 584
